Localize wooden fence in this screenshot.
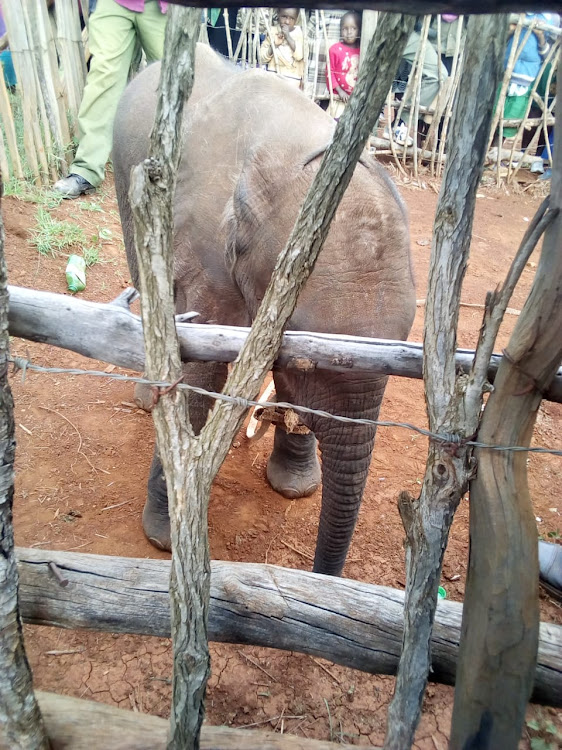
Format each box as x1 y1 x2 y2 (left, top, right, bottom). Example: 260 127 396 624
0 3 561 750
0 3 558 184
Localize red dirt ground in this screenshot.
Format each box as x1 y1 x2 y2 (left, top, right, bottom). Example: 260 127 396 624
4 170 561 748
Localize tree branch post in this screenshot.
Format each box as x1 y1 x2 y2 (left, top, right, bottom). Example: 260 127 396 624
0 191 50 746
384 15 509 749
128 8 205 749
450 51 562 749
130 11 414 749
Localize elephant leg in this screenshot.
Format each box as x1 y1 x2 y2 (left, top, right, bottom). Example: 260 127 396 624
273 368 388 576
311 374 388 576
142 361 228 551
134 378 154 412
266 427 321 499
266 370 321 499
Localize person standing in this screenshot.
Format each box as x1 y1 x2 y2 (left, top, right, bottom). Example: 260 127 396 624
326 10 361 119
259 8 304 88
53 0 167 198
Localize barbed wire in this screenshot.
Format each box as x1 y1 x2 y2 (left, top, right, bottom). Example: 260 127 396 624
9 356 562 458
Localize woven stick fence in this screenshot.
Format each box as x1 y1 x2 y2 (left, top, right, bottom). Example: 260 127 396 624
0 0 84 184
0 7 557 185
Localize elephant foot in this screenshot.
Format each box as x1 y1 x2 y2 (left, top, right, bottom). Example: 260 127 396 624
266 428 321 499
134 381 155 412
142 500 171 551
144 452 171 551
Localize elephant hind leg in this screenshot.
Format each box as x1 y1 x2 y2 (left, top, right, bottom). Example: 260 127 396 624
267 427 321 499
144 450 171 550
142 361 228 551
134 379 155 412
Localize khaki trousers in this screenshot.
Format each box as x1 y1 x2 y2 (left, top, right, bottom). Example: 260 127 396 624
71 0 167 186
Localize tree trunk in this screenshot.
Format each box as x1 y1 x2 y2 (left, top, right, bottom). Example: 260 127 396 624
128 9 208 749
450 52 562 749
384 15 509 749
130 12 414 749
0 187 50 747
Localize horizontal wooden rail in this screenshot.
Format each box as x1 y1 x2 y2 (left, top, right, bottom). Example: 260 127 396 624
8 286 562 403
37 690 363 749
17 549 562 706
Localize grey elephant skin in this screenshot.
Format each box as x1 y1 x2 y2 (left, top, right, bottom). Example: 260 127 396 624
113 44 416 577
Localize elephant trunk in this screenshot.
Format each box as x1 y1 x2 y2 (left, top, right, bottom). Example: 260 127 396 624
311 375 387 576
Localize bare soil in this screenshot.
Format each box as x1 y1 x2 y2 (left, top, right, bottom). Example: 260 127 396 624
5 172 561 748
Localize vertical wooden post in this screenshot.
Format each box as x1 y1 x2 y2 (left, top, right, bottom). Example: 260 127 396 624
360 10 378 65
0 66 23 180
2 0 43 180
384 15 509 749
0 184 50 747
450 51 562 749
55 0 87 127
128 9 203 748
130 12 414 748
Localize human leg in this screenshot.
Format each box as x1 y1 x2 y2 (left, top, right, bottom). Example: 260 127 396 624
58 0 137 190
401 33 448 131
135 0 168 64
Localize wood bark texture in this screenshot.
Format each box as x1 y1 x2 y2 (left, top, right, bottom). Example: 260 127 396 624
36 691 369 750
0 195 50 748
128 8 207 749
132 12 414 749
450 53 562 749
385 15 509 750
16 549 562 707
7 285 562 403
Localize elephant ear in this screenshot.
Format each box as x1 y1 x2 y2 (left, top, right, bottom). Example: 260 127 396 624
225 146 305 273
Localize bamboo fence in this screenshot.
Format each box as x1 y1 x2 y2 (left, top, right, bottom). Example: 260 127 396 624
0 7 558 185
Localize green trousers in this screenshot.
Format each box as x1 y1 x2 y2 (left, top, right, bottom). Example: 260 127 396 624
401 31 449 128
71 0 167 187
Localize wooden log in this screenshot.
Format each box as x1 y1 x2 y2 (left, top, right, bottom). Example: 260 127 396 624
37 690 366 749
15 548 562 707
7 286 562 404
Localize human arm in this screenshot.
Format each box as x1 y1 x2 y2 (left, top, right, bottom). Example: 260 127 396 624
326 44 347 100
288 25 304 61
335 86 349 102
259 32 275 64
535 29 550 57
280 22 296 52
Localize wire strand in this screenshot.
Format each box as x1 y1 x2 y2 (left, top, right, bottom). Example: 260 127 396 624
9 356 562 458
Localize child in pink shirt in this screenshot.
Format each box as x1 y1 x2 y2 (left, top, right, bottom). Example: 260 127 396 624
326 11 361 119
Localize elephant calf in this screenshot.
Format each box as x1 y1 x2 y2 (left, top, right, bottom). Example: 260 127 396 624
113 44 416 577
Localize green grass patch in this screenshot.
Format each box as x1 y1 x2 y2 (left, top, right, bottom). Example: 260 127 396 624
29 207 111 269
29 208 86 257
4 178 64 209
82 244 101 267
76 200 104 213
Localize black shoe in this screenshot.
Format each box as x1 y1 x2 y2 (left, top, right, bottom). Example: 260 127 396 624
53 173 95 199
